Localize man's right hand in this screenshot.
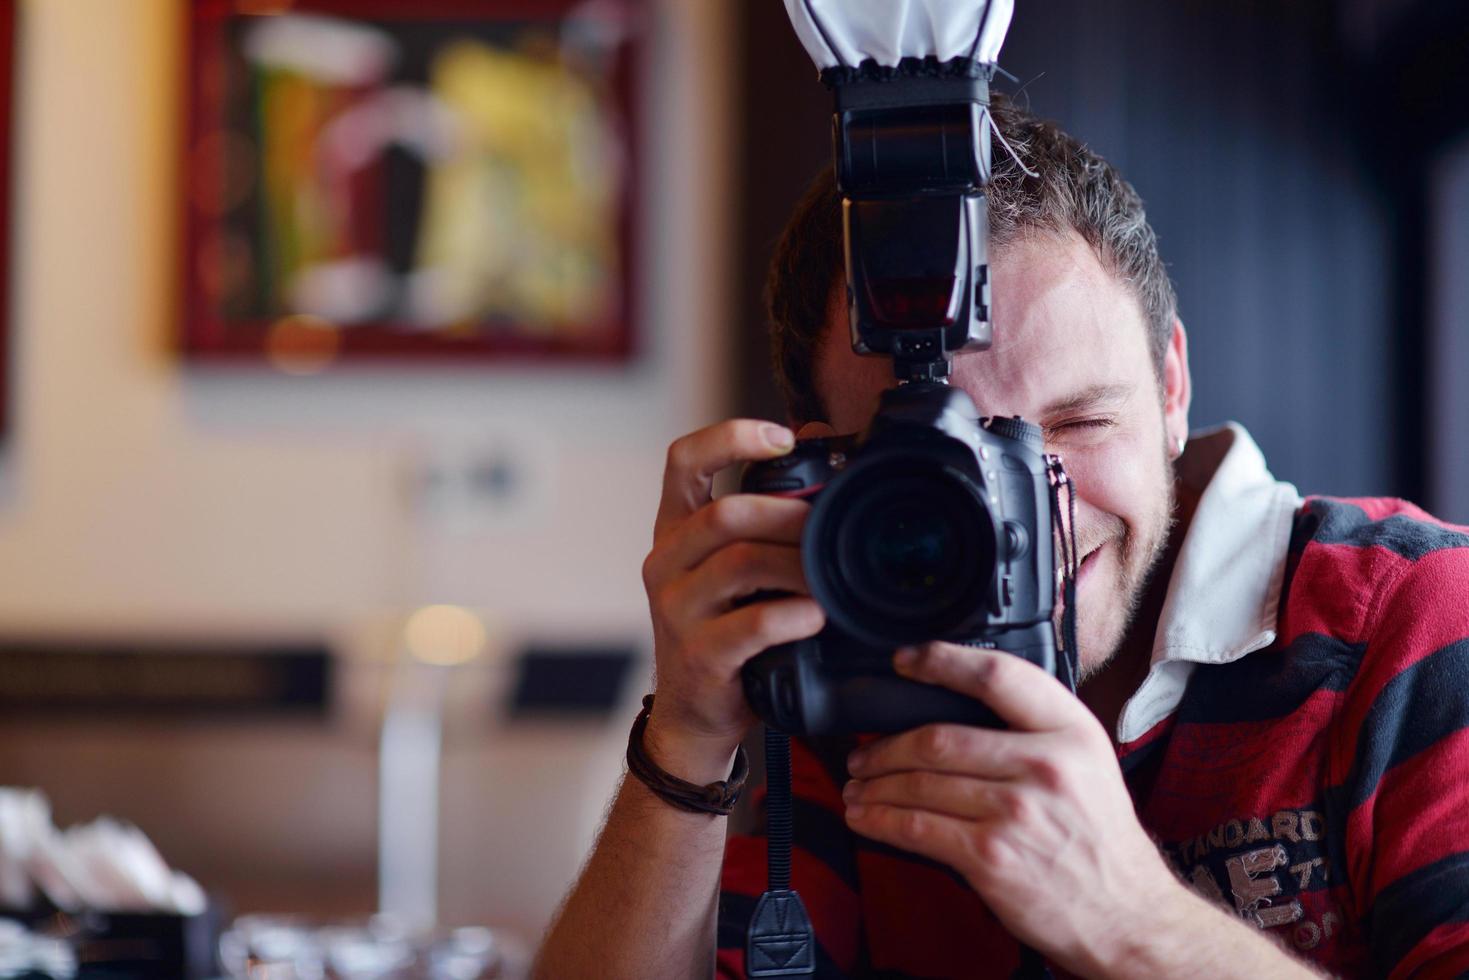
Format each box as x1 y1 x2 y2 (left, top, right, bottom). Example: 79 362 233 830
640 419 827 783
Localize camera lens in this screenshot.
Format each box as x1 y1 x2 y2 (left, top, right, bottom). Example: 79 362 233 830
805 456 997 645
851 498 961 602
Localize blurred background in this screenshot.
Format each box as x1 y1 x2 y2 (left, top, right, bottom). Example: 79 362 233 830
0 0 1465 973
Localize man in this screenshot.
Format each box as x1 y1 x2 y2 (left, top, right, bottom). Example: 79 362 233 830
534 96 1469 978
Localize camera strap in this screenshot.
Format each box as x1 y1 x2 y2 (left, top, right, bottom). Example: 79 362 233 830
1046 456 1081 695
747 459 1078 978
746 728 816 977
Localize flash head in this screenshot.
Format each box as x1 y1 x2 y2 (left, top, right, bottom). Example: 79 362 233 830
836 77 994 382
785 0 1015 383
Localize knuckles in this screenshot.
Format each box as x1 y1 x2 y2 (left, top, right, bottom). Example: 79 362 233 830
698 495 744 538
968 827 1012 871
640 548 664 591
897 808 929 842
968 649 1005 686
994 786 1034 825
664 436 696 477
915 724 959 766
1025 754 1070 793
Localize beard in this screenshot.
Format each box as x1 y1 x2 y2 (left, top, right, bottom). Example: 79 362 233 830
1071 440 1178 685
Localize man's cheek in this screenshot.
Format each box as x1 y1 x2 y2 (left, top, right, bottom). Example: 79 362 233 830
1075 547 1129 670
1070 442 1160 514
1060 457 1134 529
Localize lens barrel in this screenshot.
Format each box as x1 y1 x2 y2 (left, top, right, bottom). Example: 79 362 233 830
803 451 998 646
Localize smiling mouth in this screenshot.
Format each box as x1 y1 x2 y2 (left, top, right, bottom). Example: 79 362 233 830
1077 544 1104 573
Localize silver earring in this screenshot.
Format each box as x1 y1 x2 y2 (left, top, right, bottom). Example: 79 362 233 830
1174 436 1186 458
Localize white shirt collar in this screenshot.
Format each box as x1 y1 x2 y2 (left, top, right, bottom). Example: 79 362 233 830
1115 422 1303 744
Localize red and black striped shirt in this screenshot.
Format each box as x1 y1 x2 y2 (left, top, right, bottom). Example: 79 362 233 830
717 426 1469 978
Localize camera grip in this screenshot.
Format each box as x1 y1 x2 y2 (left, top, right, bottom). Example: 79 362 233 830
825 673 1003 733
743 640 1003 735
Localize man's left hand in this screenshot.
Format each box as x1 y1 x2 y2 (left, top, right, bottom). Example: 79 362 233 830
842 641 1186 977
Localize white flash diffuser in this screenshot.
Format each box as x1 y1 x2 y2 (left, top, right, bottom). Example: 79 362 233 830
783 0 1014 71
779 0 1020 384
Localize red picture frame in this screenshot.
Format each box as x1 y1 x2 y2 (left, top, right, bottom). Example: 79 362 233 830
181 0 640 366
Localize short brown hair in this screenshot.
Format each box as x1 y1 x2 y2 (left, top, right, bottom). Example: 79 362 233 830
765 94 1178 424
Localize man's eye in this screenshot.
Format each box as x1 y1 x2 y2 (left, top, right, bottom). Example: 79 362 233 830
1045 418 1116 440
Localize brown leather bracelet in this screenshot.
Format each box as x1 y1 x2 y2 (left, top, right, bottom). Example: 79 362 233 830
625 694 749 816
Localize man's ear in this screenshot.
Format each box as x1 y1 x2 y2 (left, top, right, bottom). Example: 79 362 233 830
796 421 838 440
1163 317 1192 451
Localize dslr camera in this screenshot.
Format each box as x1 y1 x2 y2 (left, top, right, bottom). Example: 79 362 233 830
740 64 1072 737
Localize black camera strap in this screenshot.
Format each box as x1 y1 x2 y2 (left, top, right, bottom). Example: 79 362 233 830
1047 455 1082 696
746 729 816 977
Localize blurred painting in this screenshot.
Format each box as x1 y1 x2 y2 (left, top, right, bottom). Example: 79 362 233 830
183 0 639 366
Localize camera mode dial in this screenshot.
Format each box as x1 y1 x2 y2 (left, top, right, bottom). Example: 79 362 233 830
983 415 1043 449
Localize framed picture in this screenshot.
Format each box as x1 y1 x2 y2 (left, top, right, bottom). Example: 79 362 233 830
182 0 640 367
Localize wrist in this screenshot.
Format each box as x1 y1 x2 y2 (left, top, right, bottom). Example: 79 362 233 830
1082 876 1208 979
642 714 742 784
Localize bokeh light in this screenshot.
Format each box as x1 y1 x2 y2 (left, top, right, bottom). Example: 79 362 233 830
402 605 487 667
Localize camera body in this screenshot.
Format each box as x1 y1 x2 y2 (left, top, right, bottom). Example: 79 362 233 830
734 37 1076 738
740 382 1057 736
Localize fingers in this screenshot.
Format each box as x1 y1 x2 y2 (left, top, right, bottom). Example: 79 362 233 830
669 542 807 618
646 494 809 583
847 723 1042 781
655 420 795 539
843 803 975 871
893 642 1090 733
685 596 825 679
844 770 1006 822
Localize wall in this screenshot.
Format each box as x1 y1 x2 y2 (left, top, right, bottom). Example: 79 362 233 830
0 0 735 942
1006 0 1393 499
735 0 1396 499
1431 134 1469 524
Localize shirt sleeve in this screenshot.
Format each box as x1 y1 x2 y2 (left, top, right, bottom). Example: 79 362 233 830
716 735 863 978
1334 520 1469 979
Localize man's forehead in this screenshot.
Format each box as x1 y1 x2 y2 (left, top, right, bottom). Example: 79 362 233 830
951 233 1149 413
815 230 1153 426
824 230 1142 346
989 232 1140 349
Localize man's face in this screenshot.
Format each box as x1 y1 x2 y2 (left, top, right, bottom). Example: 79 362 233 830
808 231 1190 676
